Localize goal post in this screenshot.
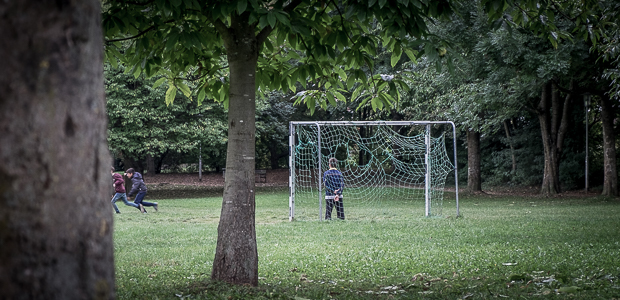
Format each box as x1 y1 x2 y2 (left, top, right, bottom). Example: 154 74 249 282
288 121 460 221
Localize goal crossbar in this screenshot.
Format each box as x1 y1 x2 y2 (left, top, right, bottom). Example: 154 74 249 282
288 121 460 221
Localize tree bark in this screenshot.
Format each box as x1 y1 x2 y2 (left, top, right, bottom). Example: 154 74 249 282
537 80 572 195
211 13 259 286
503 120 517 172
0 1 114 299
467 129 482 192
599 95 618 196
268 142 285 170
146 153 156 175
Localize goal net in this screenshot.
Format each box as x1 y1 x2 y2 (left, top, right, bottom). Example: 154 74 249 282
288 121 459 221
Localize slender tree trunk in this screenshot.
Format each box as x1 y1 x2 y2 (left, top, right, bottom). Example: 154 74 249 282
599 95 618 196
146 153 156 175
211 13 258 286
467 129 482 192
268 142 284 170
503 120 516 172
0 1 114 299
537 80 572 195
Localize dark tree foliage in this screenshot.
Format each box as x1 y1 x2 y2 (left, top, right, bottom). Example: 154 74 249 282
105 64 228 174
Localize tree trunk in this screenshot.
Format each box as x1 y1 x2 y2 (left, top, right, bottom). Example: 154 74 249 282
599 95 618 196
0 1 114 299
211 14 258 286
503 120 517 172
467 129 482 192
146 153 156 175
537 80 572 195
268 142 284 170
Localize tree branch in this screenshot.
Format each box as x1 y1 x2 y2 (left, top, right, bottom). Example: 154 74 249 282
120 0 155 6
329 0 357 48
174 65 229 82
548 0 577 23
106 19 177 43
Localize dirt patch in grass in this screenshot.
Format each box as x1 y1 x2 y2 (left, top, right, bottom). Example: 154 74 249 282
143 169 289 199
464 185 604 199
142 169 605 199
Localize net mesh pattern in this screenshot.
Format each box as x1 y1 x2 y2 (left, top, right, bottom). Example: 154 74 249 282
291 123 454 221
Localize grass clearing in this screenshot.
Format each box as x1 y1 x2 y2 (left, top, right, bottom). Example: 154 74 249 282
114 188 620 299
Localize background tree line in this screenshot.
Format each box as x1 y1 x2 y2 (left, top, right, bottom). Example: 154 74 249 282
107 1 619 197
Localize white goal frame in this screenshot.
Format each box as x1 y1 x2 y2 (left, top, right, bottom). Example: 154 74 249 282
288 121 460 221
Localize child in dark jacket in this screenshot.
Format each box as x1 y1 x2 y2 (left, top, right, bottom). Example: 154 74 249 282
323 157 345 220
111 167 141 213
125 168 158 213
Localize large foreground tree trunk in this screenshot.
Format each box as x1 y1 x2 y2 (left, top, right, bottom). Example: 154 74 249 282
467 129 482 192
0 1 114 299
599 95 618 196
211 14 259 286
537 80 572 195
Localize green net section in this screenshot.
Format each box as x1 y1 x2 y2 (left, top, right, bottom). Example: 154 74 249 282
291 124 454 221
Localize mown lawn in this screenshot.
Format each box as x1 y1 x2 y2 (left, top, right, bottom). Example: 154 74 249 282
113 188 620 299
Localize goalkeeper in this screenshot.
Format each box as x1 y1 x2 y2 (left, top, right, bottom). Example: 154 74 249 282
324 157 345 220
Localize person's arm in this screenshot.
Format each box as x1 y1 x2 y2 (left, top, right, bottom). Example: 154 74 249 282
333 174 342 201
336 172 344 195
113 178 123 188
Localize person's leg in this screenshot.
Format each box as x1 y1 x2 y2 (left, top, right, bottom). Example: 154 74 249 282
111 193 121 213
134 191 147 213
325 198 334 220
336 198 345 220
138 192 158 211
119 193 140 210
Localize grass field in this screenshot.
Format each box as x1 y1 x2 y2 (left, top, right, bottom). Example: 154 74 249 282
113 188 620 299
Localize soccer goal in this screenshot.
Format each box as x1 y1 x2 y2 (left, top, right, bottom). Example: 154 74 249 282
288 121 459 221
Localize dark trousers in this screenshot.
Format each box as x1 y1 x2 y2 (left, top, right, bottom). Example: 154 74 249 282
325 198 345 220
133 191 157 207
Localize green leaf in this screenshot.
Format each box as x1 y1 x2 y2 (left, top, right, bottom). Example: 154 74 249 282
268 12 276 28
326 92 337 106
165 85 177 106
153 77 166 89
307 97 316 115
289 33 298 48
177 81 191 98
334 91 346 102
274 11 290 26
346 75 356 90
106 52 119 69
391 47 402 67
337 68 347 82
357 95 370 109
165 30 179 51
219 85 227 102
351 85 363 102
109 46 123 60
404 49 418 63
237 0 247 14
259 15 269 29
371 96 381 111
197 88 206 104
132 65 142 78
265 38 274 52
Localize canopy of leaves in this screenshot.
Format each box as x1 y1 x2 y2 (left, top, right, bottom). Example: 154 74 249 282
103 0 455 113
105 63 228 169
